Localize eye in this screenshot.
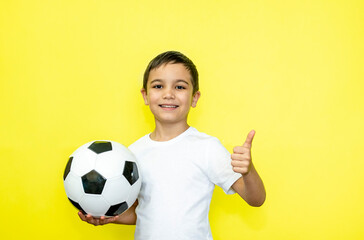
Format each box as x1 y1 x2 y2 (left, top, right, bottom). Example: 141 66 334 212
152 84 163 89
176 85 186 90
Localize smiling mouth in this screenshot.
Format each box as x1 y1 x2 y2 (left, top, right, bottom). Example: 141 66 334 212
159 104 178 108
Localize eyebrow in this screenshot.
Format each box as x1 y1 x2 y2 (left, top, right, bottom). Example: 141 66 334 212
176 79 190 85
150 79 162 84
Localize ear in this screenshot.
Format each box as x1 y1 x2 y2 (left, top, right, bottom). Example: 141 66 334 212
191 91 201 108
141 88 149 105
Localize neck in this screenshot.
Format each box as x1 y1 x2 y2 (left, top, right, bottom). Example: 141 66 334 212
150 121 190 141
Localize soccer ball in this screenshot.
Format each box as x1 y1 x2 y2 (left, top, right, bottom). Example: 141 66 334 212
63 140 141 217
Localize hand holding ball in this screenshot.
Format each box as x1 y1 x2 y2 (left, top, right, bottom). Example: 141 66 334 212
63 140 141 217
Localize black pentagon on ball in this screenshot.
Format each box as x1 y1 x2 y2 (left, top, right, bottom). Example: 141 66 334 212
123 161 139 185
82 170 107 194
88 141 112 154
105 201 129 216
63 156 73 180
68 198 86 215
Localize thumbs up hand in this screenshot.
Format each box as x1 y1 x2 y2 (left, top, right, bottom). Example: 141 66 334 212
231 130 255 175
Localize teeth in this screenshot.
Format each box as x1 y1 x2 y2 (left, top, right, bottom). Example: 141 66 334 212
160 105 177 108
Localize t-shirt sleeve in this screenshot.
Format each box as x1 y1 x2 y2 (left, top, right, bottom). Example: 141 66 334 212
206 138 242 194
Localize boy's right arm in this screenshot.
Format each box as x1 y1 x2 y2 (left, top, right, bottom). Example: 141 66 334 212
78 200 138 226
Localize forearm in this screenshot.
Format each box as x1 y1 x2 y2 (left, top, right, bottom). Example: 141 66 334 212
241 165 265 206
233 165 266 207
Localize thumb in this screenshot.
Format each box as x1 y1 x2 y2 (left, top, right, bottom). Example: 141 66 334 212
242 130 255 148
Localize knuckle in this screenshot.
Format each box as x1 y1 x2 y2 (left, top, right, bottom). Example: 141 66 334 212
232 153 243 161
233 146 244 153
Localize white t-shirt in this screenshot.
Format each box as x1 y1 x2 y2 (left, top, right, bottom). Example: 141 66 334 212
128 127 241 240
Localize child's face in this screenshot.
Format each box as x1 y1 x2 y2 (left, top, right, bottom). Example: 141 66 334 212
141 63 200 126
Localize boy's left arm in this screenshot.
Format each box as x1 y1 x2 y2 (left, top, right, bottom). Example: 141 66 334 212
231 130 266 207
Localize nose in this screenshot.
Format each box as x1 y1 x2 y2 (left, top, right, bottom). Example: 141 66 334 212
163 87 175 99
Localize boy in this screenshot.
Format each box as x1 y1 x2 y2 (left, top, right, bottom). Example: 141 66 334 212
79 51 266 239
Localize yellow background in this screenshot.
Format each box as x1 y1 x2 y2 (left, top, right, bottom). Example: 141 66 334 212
1 0 363 239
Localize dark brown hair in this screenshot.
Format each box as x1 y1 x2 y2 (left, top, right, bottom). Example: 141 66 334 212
143 51 199 94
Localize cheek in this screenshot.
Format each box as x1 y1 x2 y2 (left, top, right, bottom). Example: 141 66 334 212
181 95 192 106
149 94 160 103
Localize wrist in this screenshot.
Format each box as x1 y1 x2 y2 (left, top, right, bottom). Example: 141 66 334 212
242 163 255 177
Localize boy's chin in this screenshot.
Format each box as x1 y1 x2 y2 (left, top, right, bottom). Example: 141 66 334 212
155 117 188 125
